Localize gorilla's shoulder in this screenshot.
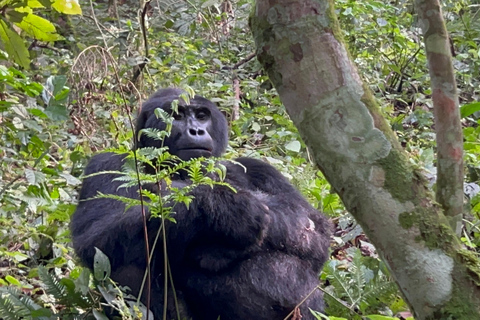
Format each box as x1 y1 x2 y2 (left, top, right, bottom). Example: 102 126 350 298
84 152 127 175
232 157 296 194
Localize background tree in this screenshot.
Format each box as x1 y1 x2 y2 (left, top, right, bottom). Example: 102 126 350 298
250 0 480 319
1 0 480 319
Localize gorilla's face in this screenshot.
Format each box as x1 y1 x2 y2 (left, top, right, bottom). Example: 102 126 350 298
167 103 215 160
136 88 228 161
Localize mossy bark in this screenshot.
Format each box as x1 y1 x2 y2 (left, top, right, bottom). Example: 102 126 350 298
415 0 464 235
250 0 480 319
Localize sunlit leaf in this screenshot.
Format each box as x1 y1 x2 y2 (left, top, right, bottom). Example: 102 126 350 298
285 140 301 152
0 19 30 69
15 13 62 42
27 0 46 8
5 275 21 286
52 0 82 15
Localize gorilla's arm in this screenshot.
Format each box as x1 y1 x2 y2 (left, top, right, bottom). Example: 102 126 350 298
71 152 158 270
71 153 269 271
179 159 331 319
164 181 270 271
234 157 331 268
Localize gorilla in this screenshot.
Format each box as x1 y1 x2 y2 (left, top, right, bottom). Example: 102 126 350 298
71 88 331 320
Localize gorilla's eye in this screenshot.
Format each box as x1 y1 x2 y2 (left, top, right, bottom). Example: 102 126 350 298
196 110 209 120
173 111 185 120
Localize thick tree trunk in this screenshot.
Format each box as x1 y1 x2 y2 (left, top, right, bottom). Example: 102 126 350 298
250 0 480 319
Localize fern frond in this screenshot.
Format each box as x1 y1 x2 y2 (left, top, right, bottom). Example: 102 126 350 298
349 251 367 304
0 286 46 319
363 279 399 306
139 128 170 141
324 260 354 303
0 291 20 320
38 266 67 302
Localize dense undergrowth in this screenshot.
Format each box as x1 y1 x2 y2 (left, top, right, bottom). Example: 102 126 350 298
1 0 480 319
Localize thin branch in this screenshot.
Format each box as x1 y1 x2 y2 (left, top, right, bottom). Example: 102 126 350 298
223 52 256 70
232 76 240 121
132 0 152 83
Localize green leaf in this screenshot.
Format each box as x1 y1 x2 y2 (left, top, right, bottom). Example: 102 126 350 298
285 140 301 152
38 266 67 301
45 103 68 121
54 88 69 102
6 11 27 23
37 0 53 7
52 0 82 15
42 75 67 106
30 308 52 317
460 102 480 118
59 173 81 186
25 169 46 185
365 315 398 320
0 19 30 69
15 13 61 42
93 248 111 281
74 268 91 295
27 0 46 8
4 276 21 287
93 309 110 320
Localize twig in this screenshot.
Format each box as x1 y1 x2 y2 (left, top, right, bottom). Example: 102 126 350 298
233 52 256 69
132 1 151 83
232 76 240 121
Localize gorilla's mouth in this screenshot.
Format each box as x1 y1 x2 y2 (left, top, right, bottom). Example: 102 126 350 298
180 147 212 153
177 148 213 159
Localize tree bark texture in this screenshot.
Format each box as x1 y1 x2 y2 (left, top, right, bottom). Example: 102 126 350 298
250 1 480 319
415 0 464 235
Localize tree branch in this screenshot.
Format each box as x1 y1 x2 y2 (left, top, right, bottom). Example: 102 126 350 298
415 0 464 235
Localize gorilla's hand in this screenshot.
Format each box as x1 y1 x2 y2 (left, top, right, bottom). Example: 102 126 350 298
192 185 270 248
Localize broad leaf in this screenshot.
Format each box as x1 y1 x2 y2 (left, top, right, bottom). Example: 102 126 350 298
6 10 27 23
27 0 46 8
52 0 83 15
0 19 30 69
45 103 68 121
460 102 480 118
16 13 61 42
285 140 301 153
93 310 109 320
93 248 111 281
365 316 398 320
5 275 21 287
25 169 46 185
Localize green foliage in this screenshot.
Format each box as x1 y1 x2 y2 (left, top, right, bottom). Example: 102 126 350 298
0 0 478 318
0 0 82 68
322 249 404 319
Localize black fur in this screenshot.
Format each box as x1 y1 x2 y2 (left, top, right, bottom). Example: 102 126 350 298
71 88 331 319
